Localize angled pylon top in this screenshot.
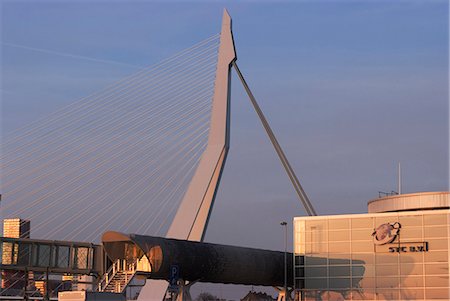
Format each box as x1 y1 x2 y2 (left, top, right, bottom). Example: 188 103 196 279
208 8 236 146
166 9 236 242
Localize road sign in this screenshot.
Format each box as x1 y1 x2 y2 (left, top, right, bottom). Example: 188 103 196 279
168 265 180 292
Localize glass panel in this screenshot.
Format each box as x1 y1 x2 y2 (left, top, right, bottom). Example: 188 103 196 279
401 263 425 275
351 241 375 253
305 243 327 254
351 229 373 241
428 238 449 251
360 264 375 277
424 251 448 263
17 243 31 266
425 263 448 275
32 244 38 266
401 288 424 299
425 288 450 299
424 226 448 238
374 244 392 253
352 289 376 299
319 291 347 299
398 215 423 227
329 265 350 277
304 266 327 278
351 258 366 267
294 220 305 233
294 255 304 266
328 242 350 253
38 244 51 267
376 289 400 300
399 226 423 240
328 230 350 242
400 275 424 287
294 229 305 247
329 278 351 289
375 254 399 264
328 255 352 265
359 277 375 288
376 276 400 288
351 217 374 229
294 279 304 289
57 246 70 268
295 267 304 278
305 256 327 266
424 214 448 226
305 278 327 290
304 230 327 244
294 242 304 254
352 253 375 265
75 247 89 269
399 252 424 264
375 264 399 276
352 265 366 278
375 217 399 226
305 220 327 232
425 275 449 287
328 219 349 230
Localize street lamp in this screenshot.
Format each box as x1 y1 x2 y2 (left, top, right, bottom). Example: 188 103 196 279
280 221 287 301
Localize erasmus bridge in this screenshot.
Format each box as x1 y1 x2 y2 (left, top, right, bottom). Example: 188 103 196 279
1 11 316 301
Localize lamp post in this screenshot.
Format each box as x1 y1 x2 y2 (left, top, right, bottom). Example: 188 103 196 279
280 221 287 300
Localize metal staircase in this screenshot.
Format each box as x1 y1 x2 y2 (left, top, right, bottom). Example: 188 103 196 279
97 259 136 293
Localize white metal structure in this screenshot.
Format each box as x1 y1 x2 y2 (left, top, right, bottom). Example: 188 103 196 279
166 10 236 242
137 10 236 301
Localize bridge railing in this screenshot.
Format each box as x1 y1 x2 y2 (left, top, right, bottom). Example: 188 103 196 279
97 258 119 291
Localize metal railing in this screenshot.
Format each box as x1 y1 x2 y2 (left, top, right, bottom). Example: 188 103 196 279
97 259 136 293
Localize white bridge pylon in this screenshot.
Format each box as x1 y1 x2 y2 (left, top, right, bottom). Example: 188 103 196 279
138 9 316 301
166 9 236 243
138 9 235 300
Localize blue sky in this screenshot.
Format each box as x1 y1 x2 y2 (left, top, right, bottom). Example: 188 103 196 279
1 0 449 297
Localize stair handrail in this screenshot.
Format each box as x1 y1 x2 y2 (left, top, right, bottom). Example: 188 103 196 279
122 258 138 292
97 258 121 292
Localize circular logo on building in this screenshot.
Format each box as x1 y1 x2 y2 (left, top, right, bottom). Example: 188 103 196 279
372 222 401 245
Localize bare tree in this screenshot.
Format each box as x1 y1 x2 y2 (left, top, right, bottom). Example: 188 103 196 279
195 292 220 301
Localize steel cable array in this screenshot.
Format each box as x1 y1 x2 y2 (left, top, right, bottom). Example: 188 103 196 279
1 33 220 242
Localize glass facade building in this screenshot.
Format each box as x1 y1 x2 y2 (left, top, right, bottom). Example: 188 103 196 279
294 207 450 300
